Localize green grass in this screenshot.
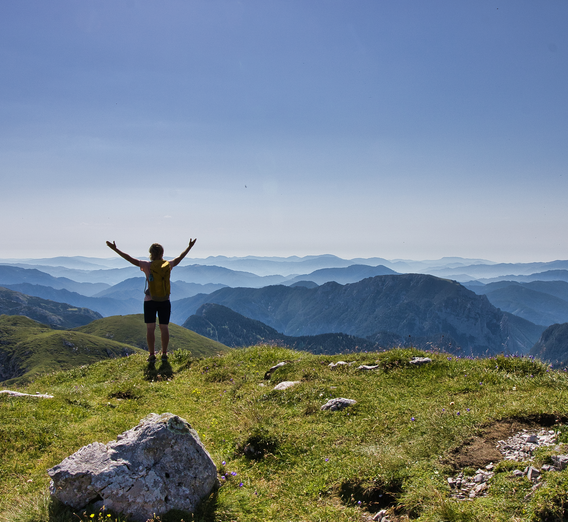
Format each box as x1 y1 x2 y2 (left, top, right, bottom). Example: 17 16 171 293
0 315 229 386
74 314 229 357
0 315 147 385
1 347 568 521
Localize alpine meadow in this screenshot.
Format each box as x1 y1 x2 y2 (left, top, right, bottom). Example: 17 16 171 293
2 255 568 521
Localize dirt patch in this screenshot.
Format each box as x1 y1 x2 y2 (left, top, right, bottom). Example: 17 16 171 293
445 414 567 471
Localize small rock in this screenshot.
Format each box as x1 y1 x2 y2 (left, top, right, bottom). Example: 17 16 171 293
409 357 432 365
552 455 568 471
320 398 356 411
328 361 349 369
264 362 287 380
526 466 541 482
273 381 300 391
473 473 485 483
0 390 53 399
373 509 387 521
357 364 379 371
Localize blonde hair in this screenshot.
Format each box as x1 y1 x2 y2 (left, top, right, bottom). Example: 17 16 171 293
149 243 164 261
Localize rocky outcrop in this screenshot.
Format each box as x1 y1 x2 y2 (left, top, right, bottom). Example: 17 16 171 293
530 322 568 367
48 413 217 522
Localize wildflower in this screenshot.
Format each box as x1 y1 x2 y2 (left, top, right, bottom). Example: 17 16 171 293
466 408 470 412
221 476 226 480
231 471 237 476
222 461 226 466
411 417 415 421
457 411 460 415
325 458 329 462
239 482 243 487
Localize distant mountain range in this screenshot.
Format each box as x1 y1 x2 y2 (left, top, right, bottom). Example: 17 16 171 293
4 254 568 363
184 303 382 354
0 287 101 329
174 274 544 357
0 265 109 295
465 280 568 326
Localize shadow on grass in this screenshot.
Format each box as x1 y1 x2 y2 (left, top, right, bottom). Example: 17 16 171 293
144 360 174 382
46 491 220 522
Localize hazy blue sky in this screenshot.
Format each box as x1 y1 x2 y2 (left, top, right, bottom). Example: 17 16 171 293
1 1 567 262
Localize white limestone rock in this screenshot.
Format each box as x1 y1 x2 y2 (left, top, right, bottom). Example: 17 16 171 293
48 413 217 522
320 397 356 411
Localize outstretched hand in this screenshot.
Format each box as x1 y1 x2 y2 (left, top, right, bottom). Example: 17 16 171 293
189 238 197 249
106 241 117 250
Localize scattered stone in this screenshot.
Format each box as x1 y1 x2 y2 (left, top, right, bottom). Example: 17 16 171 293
357 364 379 371
273 381 300 391
320 398 356 411
372 509 388 521
448 468 494 499
328 361 351 369
449 428 565 501
48 413 217 522
0 390 53 398
526 466 541 482
409 357 432 366
552 454 568 470
264 361 287 380
497 428 558 462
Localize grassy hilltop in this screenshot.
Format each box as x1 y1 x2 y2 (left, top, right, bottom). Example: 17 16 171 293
74 314 229 358
2 346 568 521
0 314 229 385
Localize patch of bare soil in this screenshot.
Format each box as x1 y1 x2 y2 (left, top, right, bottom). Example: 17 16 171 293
445 414 567 470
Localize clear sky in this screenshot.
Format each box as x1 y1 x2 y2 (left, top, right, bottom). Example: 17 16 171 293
1 1 567 262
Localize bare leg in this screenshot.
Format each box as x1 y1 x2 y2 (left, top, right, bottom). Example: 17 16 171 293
147 323 156 355
159 324 169 356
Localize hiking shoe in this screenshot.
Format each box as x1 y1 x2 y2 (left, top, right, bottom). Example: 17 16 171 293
161 354 168 361
147 354 156 362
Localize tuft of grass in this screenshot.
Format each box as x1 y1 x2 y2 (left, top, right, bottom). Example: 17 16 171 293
1 346 568 521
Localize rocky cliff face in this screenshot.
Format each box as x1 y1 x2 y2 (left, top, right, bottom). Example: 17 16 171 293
530 322 568 367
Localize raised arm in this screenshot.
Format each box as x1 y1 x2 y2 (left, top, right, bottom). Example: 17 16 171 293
170 238 197 268
106 241 141 267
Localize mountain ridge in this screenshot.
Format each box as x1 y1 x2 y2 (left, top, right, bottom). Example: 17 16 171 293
173 274 544 356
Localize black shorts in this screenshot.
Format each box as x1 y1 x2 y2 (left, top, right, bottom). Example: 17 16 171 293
144 300 171 325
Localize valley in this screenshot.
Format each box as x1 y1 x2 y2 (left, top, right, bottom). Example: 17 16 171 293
2 254 568 383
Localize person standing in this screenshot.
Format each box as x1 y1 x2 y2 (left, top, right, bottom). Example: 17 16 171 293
106 239 197 361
